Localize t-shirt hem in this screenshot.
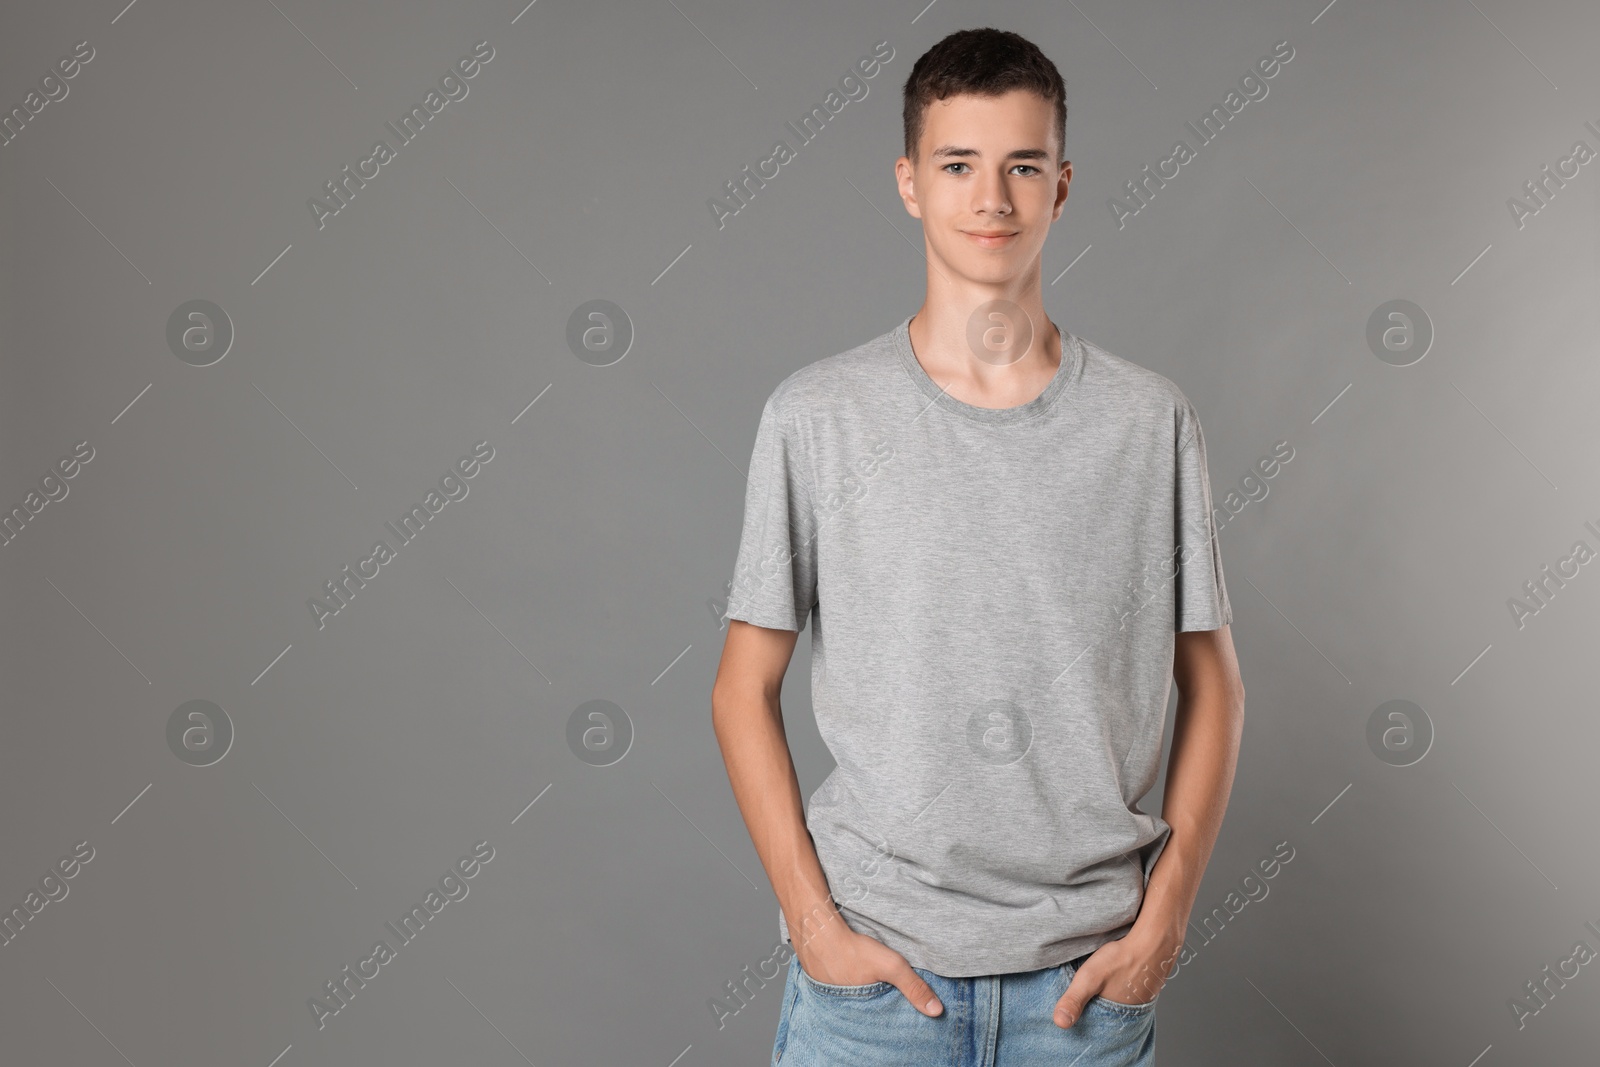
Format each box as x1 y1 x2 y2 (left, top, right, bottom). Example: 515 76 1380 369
725 604 808 632
1177 603 1233 631
783 923 1121 979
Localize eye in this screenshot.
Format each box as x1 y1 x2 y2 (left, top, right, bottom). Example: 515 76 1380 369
942 163 1043 176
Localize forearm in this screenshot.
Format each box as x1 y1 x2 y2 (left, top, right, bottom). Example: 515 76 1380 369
1136 681 1244 943
711 686 844 950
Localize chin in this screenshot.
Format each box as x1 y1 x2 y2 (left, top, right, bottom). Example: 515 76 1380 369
958 260 1026 281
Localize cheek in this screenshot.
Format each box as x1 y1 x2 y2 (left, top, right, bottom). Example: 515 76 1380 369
918 185 963 217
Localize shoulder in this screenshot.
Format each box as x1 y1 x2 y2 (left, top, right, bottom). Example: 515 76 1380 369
1072 332 1205 447
761 324 901 421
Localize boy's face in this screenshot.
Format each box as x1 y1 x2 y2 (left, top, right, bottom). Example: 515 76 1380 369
897 89 1071 287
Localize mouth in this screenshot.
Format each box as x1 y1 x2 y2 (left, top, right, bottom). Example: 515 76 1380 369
962 230 1020 247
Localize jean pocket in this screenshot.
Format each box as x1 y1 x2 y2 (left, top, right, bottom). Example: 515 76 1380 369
796 961 893 998
1063 956 1159 1016
1088 990 1159 1017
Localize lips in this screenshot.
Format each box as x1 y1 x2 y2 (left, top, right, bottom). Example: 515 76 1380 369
963 230 1019 247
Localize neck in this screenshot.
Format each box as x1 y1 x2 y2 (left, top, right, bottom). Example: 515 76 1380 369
905 304 1063 409
908 302 1060 376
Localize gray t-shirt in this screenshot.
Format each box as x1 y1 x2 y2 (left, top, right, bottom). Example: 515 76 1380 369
724 314 1232 977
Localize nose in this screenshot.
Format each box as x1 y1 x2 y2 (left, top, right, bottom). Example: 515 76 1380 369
973 174 1012 217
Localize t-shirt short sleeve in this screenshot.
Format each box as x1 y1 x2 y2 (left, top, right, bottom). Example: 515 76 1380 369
1174 403 1233 631
724 394 819 632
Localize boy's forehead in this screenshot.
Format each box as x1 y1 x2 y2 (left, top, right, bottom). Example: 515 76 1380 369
919 90 1058 152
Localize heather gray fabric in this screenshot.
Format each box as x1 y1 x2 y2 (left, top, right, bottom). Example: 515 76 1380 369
724 314 1232 977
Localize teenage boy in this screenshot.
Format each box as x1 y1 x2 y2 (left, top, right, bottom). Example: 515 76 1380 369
712 26 1245 1065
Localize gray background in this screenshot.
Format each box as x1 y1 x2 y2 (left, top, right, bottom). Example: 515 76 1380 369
2 0 1598 1064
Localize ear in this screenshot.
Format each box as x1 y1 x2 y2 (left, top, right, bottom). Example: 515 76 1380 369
1052 160 1072 220
895 156 924 220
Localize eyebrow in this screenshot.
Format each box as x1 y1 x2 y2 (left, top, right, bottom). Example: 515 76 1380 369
928 145 1053 162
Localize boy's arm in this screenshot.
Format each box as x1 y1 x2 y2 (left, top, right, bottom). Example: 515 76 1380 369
711 619 840 950
1058 624 1243 1024
711 619 945 1016
1135 624 1246 966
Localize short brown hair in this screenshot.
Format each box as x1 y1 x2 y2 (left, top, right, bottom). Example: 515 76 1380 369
902 28 1067 164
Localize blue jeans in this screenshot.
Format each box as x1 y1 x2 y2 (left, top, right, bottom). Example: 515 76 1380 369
771 951 1158 1066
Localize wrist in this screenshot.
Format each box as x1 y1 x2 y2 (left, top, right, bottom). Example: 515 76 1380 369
1128 911 1187 959
785 898 851 953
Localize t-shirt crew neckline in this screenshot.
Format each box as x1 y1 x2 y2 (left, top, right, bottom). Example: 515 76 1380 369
893 313 1082 425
